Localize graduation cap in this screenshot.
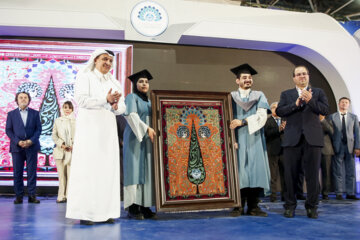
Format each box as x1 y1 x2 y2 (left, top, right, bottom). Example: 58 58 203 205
230 63 257 77
128 69 153 83
105 50 115 56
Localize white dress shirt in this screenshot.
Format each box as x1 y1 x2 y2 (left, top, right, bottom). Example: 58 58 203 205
19 107 28 127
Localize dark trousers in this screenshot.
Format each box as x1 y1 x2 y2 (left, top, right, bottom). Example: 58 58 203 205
283 136 321 210
268 154 285 198
333 143 356 195
12 150 38 197
296 160 305 196
241 187 263 210
320 154 332 196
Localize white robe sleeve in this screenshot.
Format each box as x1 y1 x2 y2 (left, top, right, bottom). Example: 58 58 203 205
246 108 267 135
125 112 149 142
75 73 107 109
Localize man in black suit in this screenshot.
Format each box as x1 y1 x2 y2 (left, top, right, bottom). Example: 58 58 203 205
265 102 286 202
276 66 329 219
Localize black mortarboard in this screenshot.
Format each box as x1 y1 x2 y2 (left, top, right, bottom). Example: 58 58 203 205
105 50 115 56
230 63 257 77
128 69 153 83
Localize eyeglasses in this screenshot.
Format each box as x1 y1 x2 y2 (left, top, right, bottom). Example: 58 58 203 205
295 72 308 77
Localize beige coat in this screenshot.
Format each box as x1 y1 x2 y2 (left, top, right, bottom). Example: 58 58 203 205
52 117 76 160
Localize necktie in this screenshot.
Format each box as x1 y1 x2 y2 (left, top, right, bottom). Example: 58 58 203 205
341 113 347 144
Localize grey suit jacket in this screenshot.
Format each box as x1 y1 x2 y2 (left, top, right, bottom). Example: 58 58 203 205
328 112 360 154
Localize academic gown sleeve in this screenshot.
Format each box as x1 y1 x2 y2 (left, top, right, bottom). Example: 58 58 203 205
247 108 267 135
246 92 270 134
124 94 149 142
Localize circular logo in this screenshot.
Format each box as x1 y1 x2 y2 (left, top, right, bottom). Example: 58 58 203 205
130 1 169 37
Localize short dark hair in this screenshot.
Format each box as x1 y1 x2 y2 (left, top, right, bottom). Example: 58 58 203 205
63 101 74 110
293 65 309 77
15 91 31 105
339 97 351 103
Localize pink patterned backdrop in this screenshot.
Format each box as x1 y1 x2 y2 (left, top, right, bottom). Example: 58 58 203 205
0 51 88 169
0 40 133 185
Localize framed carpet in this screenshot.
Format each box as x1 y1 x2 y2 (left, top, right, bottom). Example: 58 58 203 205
151 90 240 212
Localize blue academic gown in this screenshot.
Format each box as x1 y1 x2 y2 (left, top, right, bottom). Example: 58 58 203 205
123 93 154 207
232 90 271 194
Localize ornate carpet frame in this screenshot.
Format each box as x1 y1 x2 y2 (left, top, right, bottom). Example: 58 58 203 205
151 90 240 212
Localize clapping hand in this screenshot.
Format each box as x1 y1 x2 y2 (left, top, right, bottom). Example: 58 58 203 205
112 91 121 103
111 103 118 110
106 89 122 104
295 97 303 107
300 88 312 103
112 91 122 110
279 121 286 131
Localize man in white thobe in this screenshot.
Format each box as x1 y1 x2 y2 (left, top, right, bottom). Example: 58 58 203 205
66 49 126 225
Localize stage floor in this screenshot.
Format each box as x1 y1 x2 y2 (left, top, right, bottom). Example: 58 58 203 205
0 195 359 240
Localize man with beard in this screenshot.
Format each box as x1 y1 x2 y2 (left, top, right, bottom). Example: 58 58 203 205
230 64 271 217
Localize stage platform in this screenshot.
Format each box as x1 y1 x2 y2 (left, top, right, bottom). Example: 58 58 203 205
0 195 359 240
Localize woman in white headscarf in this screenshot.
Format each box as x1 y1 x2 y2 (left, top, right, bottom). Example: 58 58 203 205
66 49 126 225
52 101 75 203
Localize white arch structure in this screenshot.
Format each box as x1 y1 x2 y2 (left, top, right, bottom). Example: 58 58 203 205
0 0 359 113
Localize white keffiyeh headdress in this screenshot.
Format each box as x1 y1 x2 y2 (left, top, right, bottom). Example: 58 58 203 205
81 49 115 74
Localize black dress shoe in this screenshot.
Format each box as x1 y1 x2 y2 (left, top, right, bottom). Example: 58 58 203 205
56 199 66 203
28 196 40 204
306 208 318 219
336 195 344 200
270 196 277 202
346 195 360 200
14 196 23 204
322 195 329 200
247 207 268 217
284 209 295 218
296 194 306 200
128 212 144 220
230 207 244 217
140 206 157 219
128 204 144 220
105 218 115 224
80 220 94 225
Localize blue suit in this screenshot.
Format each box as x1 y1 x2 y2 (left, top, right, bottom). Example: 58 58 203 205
6 107 42 197
328 112 360 195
